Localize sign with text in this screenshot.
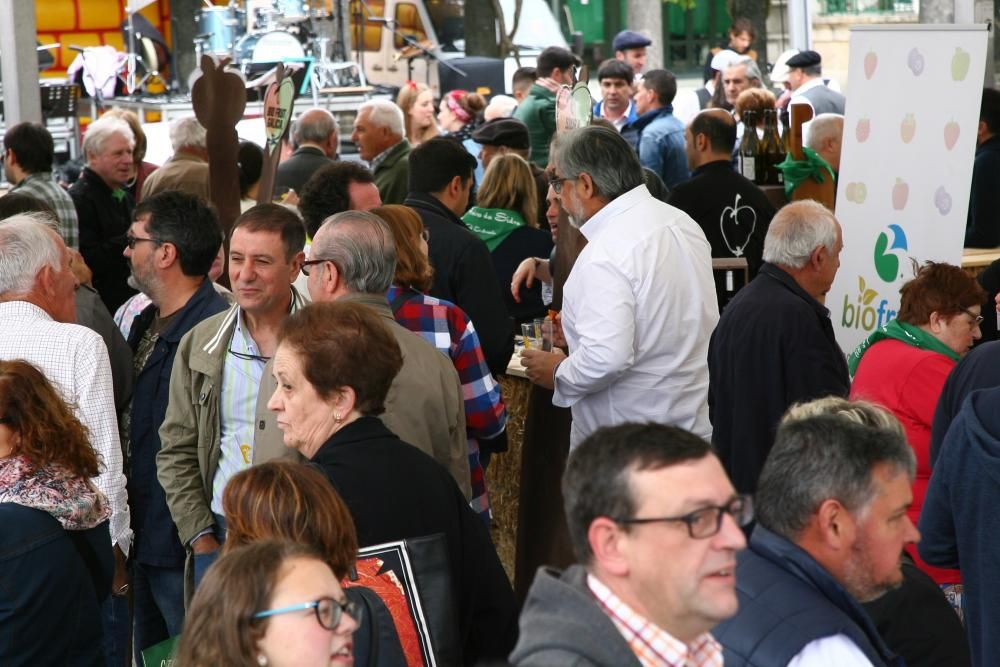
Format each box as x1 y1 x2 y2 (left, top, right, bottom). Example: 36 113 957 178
831 24 988 354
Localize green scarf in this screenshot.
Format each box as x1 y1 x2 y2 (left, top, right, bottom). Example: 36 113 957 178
847 318 961 377
461 207 526 251
778 146 836 198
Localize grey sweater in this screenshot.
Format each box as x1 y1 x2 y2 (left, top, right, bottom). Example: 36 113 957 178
509 565 642 667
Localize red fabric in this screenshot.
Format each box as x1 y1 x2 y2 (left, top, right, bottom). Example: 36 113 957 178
850 338 959 585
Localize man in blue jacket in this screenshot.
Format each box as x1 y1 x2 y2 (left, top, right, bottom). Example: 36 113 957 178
622 68 690 188
713 413 917 666
121 191 228 663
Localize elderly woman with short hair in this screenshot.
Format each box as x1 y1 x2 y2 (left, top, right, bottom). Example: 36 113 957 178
267 300 518 664
850 261 986 596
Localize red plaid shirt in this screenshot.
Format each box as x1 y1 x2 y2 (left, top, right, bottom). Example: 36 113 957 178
588 574 723 667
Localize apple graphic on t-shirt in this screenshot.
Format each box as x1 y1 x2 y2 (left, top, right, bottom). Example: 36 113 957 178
719 193 757 257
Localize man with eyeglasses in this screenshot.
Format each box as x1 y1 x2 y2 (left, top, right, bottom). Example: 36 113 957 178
520 126 717 449
158 204 307 594
510 422 748 666
713 413 919 667
119 191 228 662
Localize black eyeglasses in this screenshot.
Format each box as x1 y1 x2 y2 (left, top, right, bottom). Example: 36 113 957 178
549 176 574 195
614 495 754 539
125 233 162 249
962 308 984 326
253 597 360 630
228 343 271 363
301 258 336 276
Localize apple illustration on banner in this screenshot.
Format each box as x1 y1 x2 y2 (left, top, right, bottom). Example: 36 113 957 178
864 51 878 79
845 182 868 203
900 114 916 143
944 121 960 150
908 48 925 76
935 186 953 215
856 118 871 142
892 178 909 210
952 47 971 81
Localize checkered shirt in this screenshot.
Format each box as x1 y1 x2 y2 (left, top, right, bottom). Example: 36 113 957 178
387 285 507 516
13 172 80 250
588 574 723 667
0 301 131 553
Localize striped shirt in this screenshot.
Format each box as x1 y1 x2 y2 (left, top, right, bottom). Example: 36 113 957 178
210 308 267 515
13 171 80 249
588 574 723 667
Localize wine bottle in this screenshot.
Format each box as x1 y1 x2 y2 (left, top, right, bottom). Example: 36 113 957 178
739 110 758 183
763 109 785 185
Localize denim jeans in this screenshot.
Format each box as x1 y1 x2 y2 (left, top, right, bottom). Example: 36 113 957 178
101 593 130 667
132 561 185 666
192 513 228 592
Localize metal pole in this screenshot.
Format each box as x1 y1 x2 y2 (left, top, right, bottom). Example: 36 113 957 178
0 0 42 124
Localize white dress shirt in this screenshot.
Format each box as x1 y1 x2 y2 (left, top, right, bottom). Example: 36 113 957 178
0 301 132 553
554 185 718 447
788 634 876 666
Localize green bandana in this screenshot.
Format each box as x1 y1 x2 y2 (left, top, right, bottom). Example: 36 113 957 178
847 318 961 377
777 146 836 198
461 207 526 251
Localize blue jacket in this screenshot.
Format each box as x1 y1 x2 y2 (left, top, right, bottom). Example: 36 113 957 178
127 278 229 567
0 504 113 666
714 525 901 667
592 100 638 129
920 386 1000 666
965 136 1000 248
622 105 690 188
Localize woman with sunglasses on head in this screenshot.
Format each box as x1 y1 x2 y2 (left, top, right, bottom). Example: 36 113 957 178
0 359 114 665
848 261 986 605
177 540 359 667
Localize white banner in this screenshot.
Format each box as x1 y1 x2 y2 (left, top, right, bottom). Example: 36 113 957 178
830 24 989 354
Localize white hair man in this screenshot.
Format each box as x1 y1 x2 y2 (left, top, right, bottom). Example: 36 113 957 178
276 108 338 195
805 113 845 174
0 213 131 612
70 115 137 312
140 116 209 201
520 126 718 447
351 99 409 204
708 200 849 495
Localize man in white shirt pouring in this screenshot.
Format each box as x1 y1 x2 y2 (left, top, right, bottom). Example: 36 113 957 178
520 126 717 447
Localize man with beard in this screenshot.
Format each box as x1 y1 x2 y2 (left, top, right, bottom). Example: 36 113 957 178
713 412 919 666
120 191 228 662
520 126 717 448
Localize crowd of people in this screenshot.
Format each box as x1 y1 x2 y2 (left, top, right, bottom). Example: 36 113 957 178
1 17 999 667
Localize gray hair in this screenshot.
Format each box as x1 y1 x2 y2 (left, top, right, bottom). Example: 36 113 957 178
0 213 63 297
358 100 405 137
805 113 844 151
783 396 904 437
82 116 134 158
762 200 838 268
729 57 763 84
169 116 207 151
294 108 337 145
551 126 645 201
484 95 519 121
756 414 916 541
312 210 396 294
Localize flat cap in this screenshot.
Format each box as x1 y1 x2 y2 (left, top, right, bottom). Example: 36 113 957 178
613 30 652 52
471 118 530 149
786 50 822 69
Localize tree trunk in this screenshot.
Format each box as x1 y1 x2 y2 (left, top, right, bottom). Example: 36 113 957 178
729 0 768 74
626 0 663 69
920 0 955 22
466 2 501 58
